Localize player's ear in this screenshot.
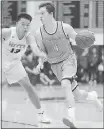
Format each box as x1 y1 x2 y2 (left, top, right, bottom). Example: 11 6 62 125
50 12 53 16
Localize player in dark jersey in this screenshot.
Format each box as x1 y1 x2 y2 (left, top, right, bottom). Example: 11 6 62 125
35 3 103 128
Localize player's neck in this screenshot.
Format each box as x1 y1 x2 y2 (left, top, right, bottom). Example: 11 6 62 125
16 27 25 40
43 19 57 34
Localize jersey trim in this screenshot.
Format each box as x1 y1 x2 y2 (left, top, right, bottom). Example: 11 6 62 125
61 22 74 52
40 27 48 54
61 22 69 39
43 21 58 35
40 27 43 40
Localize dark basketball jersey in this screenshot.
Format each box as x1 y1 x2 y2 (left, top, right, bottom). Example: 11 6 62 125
40 21 75 64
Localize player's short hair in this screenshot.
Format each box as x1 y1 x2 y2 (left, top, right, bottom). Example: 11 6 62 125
39 2 55 17
16 13 32 22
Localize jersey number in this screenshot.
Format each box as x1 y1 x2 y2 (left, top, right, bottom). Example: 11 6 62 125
10 48 20 53
54 44 59 51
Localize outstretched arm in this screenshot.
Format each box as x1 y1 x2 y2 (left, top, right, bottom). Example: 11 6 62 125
34 28 47 71
26 34 47 59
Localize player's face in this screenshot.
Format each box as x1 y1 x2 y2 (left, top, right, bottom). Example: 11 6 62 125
39 7 52 25
16 18 31 34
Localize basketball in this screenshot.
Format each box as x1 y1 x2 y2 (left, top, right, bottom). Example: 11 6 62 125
75 30 95 49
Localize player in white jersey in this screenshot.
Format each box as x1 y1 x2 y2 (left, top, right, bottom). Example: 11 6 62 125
35 3 103 128
1 13 51 124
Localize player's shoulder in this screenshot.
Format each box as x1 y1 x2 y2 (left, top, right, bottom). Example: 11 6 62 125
35 27 41 35
35 26 43 40
2 27 12 40
25 32 36 46
2 27 11 34
62 22 73 30
26 32 34 40
10 26 16 32
61 22 76 36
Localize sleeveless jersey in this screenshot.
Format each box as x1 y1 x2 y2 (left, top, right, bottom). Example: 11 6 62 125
40 21 74 64
2 27 29 70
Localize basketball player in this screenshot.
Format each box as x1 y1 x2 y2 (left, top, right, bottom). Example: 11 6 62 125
1 13 51 124
35 3 103 128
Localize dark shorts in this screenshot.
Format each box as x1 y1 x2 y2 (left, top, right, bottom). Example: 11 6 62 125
51 54 77 82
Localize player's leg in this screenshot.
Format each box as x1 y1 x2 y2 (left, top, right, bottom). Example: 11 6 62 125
72 80 103 111
40 76 48 85
5 61 41 109
6 62 51 123
18 76 41 109
42 74 54 85
51 56 77 128
61 69 77 128
18 76 51 123
61 78 77 128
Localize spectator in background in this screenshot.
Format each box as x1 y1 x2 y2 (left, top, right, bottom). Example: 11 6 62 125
22 47 39 86
48 70 57 82
39 70 55 86
37 59 56 86
97 47 104 84
78 48 89 83
88 47 99 86
43 62 56 82
22 52 55 86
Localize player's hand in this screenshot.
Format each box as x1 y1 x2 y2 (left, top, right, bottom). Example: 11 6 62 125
32 68 40 75
88 28 95 35
42 53 47 62
36 63 43 74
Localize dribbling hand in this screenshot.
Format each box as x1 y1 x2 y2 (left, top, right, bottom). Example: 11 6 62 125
36 63 44 74
88 28 95 35
42 53 47 62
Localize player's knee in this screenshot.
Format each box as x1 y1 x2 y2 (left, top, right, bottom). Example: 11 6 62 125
19 77 32 90
73 88 87 100
61 79 72 89
73 88 82 100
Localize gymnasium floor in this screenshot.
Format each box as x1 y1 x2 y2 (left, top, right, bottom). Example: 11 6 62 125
1 84 103 128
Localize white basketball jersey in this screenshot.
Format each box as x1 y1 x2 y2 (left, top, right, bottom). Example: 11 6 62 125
2 27 29 71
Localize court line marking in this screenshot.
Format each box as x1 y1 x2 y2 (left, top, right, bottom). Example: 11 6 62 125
1 120 38 127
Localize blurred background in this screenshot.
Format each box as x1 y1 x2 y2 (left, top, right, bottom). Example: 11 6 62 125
1 0 104 87
1 1 103 128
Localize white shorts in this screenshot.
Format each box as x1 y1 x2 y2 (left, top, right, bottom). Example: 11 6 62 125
1 61 27 84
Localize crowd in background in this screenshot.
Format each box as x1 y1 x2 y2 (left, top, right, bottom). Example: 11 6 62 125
76 46 104 84
21 45 104 86
21 46 56 86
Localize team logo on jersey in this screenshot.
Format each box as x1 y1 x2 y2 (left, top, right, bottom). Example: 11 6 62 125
8 41 26 53
9 41 25 48
54 44 59 51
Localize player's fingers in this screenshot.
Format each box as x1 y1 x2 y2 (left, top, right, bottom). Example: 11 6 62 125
37 67 41 73
40 65 43 69
36 67 40 72
88 28 94 35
